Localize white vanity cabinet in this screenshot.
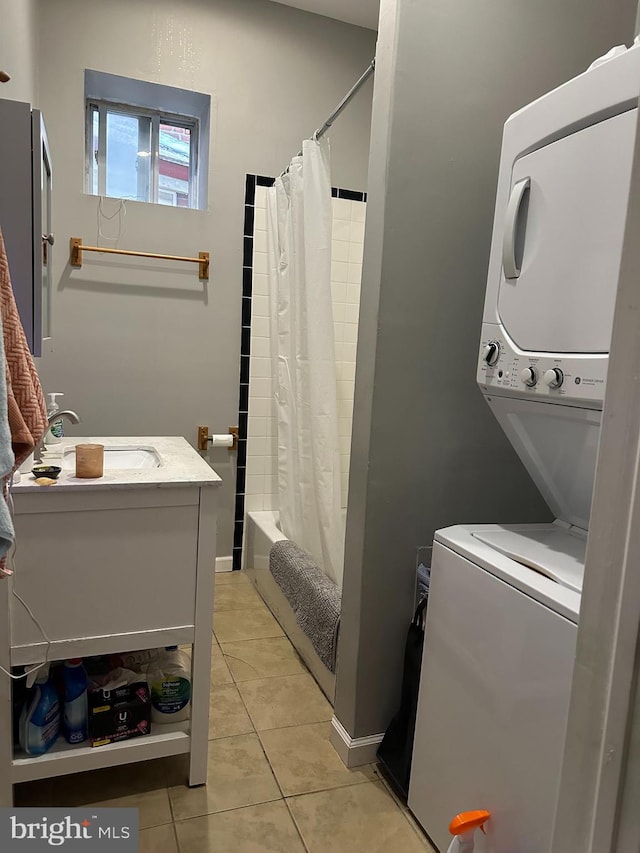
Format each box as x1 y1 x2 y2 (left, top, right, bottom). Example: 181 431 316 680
0 437 221 806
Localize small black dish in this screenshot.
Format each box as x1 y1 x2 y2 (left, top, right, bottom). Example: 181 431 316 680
31 465 62 480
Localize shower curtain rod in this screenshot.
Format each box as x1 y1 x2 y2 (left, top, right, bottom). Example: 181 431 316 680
280 57 376 175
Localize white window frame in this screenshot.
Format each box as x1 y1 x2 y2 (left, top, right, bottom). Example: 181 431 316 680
158 188 179 206
85 99 199 208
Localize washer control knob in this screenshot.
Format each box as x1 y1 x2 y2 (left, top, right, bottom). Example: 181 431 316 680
483 341 500 367
520 366 538 387
543 368 564 389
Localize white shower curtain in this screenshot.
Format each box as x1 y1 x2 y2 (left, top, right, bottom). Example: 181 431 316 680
266 137 344 589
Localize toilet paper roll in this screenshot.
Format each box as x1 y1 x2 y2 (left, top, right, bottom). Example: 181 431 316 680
209 434 234 448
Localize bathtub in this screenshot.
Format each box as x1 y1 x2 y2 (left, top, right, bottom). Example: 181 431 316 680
243 510 336 702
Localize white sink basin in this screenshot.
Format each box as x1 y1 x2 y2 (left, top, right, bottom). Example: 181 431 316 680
61 446 162 471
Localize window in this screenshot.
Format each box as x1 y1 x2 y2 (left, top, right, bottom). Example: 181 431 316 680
84 70 211 210
86 101 198 208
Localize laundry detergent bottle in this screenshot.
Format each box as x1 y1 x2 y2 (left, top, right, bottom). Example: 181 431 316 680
446 811 491 853
63 658 88 744
19 664 61 755
147 647 192 724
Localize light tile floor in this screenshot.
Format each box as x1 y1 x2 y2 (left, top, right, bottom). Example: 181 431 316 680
15 570 435 853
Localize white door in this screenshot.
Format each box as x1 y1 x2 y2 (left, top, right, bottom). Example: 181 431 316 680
498 109 637 354
408 542 577 853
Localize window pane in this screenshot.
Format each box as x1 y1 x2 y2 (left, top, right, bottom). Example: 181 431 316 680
91 108 99 195
158 122 192 207
105 111 151 202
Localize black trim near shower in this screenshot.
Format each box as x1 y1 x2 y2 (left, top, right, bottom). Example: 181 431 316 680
233 173 260 570
332 187 367 202
232 173 366 571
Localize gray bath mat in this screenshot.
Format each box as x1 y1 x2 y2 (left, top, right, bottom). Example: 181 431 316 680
269 539 341 673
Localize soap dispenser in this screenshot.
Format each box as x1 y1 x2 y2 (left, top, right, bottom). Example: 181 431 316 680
44 393 64 445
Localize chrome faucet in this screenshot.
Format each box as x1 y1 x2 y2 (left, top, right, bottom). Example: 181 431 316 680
35 410 81 462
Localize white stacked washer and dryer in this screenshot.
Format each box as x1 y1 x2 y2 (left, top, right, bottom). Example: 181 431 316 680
408 44 640 853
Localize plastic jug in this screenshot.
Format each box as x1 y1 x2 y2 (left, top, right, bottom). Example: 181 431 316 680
63 658 88 744
18 664 61 755
146 647 192 723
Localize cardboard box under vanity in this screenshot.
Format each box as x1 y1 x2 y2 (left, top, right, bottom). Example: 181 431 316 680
88 680 152 747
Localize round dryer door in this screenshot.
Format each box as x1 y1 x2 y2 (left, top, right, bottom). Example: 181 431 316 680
498 108 637 354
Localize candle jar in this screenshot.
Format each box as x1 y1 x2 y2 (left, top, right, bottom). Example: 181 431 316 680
75 444 104 478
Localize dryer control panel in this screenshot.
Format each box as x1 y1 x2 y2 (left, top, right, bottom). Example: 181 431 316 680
477 324 607 407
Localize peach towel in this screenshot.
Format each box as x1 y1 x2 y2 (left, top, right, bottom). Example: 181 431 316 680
0 230 47 468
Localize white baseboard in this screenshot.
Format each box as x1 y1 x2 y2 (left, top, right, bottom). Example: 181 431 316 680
330 715 384 768
215 556 233 573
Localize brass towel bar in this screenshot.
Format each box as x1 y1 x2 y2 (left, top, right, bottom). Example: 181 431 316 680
69 237 210 280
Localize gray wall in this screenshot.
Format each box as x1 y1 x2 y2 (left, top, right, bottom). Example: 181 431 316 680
0 0 39 106
336 0 638 739
34 0 376 557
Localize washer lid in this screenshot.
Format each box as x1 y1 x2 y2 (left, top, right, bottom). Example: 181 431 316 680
434 523 582 622
497 108 636 353
472 524 585 593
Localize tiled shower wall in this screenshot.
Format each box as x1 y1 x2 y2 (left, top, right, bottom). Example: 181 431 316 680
332 196 365 506
232 174 365 567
